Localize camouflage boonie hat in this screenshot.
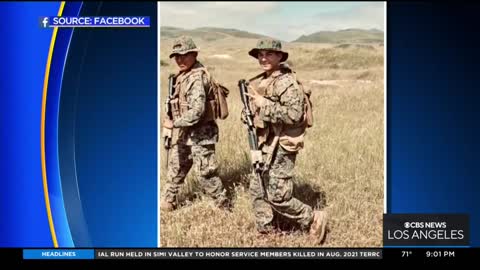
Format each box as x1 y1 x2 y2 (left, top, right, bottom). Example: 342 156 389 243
248 38 288 62
169 35 200 58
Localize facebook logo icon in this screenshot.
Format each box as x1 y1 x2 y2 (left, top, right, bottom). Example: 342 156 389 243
39 17 49 28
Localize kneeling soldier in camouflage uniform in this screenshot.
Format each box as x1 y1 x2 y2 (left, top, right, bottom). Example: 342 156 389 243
161 36 229 211
243 38 328 244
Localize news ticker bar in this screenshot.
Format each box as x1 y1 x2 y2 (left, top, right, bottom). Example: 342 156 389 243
39 16 150 28
23 249 381 260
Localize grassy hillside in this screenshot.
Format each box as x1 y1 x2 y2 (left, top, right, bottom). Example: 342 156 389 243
294 29 384 44
161 26 271 42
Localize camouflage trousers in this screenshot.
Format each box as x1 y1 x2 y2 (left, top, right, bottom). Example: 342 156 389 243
163 143 228 208
250 146 314 232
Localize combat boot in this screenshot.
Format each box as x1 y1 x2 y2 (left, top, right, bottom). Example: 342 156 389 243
255 223 278 238
309 210 328 244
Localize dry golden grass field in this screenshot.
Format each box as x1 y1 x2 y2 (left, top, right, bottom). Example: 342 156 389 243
159 36 384 247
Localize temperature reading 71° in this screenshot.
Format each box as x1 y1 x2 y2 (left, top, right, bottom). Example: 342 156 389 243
402 251 413 257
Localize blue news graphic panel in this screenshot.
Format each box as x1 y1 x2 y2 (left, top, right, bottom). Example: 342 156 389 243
1 1 61 248
0 2 157 247
387 3 480 246
0 2 479 248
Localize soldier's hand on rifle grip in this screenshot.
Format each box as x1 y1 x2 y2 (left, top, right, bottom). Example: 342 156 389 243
163 128 172 148
240 108 248 124
163 118 174 129
162 117 174 150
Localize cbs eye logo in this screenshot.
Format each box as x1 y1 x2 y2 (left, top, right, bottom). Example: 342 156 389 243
404 222 424 229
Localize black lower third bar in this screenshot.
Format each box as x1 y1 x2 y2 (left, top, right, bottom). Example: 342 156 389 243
13 248 479 262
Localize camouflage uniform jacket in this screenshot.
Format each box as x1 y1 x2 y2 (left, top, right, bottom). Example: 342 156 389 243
172 61 218 146
251 69 307 152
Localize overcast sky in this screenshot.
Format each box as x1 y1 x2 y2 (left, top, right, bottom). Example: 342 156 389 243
159 2 385 41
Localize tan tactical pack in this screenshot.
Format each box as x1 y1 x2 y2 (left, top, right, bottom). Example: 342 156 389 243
172 67 229 122
291 71 313 128
196 67 229 121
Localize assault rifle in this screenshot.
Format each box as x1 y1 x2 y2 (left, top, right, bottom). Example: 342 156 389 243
238 79 267 199
164 74 176 167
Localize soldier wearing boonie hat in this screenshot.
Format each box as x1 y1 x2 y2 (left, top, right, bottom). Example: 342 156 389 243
161 35 229 212
243 38 328 244
169 35 201 59
248 38 289 62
